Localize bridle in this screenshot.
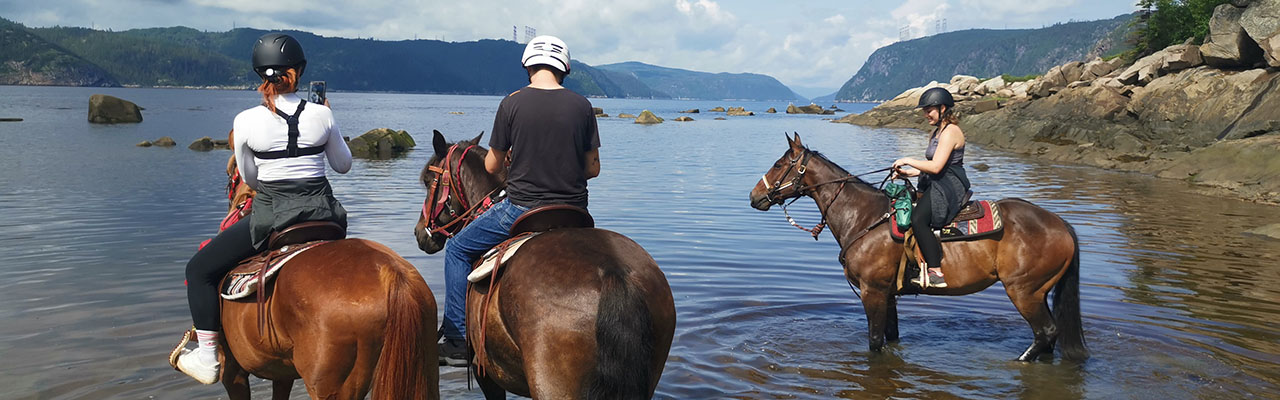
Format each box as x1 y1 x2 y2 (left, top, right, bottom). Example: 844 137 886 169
421 144 503 238
760 148 894 240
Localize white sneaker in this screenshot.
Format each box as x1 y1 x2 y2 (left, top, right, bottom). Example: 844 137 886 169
175 348 220 384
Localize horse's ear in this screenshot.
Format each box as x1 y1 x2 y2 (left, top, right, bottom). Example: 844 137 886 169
791 132 804 150
432 130 450 158
470 131 484 145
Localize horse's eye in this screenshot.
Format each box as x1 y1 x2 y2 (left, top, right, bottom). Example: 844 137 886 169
773 162 781 169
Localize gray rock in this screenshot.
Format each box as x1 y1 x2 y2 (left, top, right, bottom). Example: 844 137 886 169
1161 44 1204 71
765 107 777 113
153 137 176 147
1060 61 1085 83
88 94 143 123
1240 0 1280 66
349 128 416 159
674 116 694 121
679 108 699 113
971 99 1000 113
708 106 726 112
189 137 216 151
726 106 754 116
137 141 152 147
1201 4 1265 67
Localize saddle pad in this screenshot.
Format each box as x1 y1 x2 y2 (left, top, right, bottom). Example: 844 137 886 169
468 233 540 283
220 241 326 300
890 200 1003 242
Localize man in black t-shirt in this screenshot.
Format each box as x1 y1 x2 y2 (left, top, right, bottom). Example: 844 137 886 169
437 35 600 367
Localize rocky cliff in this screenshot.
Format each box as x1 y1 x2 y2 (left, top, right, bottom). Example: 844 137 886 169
837 2 1280 204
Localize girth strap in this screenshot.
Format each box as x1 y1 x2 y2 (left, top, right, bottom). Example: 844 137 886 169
254 100 325 159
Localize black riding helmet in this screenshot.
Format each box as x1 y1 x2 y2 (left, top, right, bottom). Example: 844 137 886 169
917 87 955 109
252 33 306 83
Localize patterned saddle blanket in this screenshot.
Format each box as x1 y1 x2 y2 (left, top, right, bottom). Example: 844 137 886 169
219 241 329 299
890 200 1004 242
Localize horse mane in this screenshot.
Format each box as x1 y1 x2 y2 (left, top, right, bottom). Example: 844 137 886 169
804 147 882 195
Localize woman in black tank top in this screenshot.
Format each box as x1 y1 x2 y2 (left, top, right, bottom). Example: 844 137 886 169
890 87 971 288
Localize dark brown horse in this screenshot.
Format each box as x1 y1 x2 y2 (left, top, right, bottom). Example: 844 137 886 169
748 133 1086 362
413 131 676 399
196 144 440 399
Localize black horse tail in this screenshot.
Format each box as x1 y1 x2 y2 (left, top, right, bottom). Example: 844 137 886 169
585 265 655 400
1052 221 1089 362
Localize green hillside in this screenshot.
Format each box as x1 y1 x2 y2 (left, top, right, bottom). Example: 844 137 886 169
835 14 1135 101
0 20 801 100
0 17 116 86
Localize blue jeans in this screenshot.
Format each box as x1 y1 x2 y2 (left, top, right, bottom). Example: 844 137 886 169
441 199 529 340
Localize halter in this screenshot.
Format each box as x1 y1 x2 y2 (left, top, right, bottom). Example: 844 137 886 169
760 148 894 240
421 144 502 238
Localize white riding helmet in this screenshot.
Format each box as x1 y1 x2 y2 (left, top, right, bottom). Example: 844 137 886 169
521 35 570 75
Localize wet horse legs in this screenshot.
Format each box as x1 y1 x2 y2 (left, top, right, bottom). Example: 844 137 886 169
1007 286 1059 361
861 288 890 351
885 296 900 343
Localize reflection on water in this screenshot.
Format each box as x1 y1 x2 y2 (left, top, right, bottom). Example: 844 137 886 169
0 86 1276 399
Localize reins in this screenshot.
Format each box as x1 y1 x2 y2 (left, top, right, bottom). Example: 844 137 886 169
764 149 894 240
422 144 503 237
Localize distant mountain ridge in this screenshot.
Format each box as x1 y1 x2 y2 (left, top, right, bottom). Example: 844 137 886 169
0 18 803 101
597 61 807 101
835 14 1135 101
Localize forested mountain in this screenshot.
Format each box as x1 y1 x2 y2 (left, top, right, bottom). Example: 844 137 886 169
835 14 1136 101
0 19 801 100
596 62 807 101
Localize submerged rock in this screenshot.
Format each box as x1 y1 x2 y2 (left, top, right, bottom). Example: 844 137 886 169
88 94 143 124
726 106 754 116
674 116 694 121
153 137 176 147
765 107 777 113
786 103 834 114
137 141 153 147
618 113 636 119
708 106 726 112
680 108 699 113
349 128 416 159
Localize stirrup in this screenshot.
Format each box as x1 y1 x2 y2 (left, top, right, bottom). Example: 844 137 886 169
168 328 195 370
925 267 948 288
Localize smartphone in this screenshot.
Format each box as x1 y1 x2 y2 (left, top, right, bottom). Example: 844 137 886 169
308 81 327 104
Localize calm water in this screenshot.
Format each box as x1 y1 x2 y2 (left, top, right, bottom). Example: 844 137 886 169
0 86 1277 399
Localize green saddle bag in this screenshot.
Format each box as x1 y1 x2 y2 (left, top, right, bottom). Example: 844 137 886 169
884 182 913 231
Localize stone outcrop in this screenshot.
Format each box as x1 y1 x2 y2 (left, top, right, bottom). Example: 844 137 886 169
618 113 636 119
726 106 754 116
153 137 176 147
786 103 835 114
708 106 726 112
765 107 777 113
1202 4 1266 67
975 76 1007 95
349 128 415 159
950 75 980 94
680 108 699 113
88 94 143 123
635 110 663 124
674 116 694 121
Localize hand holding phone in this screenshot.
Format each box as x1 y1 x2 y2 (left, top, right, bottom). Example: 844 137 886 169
308 81 327 105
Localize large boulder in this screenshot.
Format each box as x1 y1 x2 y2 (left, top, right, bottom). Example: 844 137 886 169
1161 44 1204 70
1241 0 1280 66
679 108 699 113
1128 67 1280 147
975 76 1007 95
950 75 981 94
708 106 726 112
1080 58 1120 80
88 94 143 123
765 107 777 113
726 106 754 116
1201 4 1266 67
349 128 416 159
189 136 231 151
153 137 176 147
785 102 834 114
1117 44 1203 85
635 110 663 124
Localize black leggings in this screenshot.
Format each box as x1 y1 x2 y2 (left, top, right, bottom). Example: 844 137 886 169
912 190 943 268
186 218 261 331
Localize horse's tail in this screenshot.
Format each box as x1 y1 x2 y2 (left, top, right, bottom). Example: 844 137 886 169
585 265 655 400
1052 221 1089 362
371 264 438 399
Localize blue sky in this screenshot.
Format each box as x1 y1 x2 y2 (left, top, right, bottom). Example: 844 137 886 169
0 0 1138 97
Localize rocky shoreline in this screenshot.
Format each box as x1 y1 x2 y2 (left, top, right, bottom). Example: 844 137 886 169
836 1 1280 205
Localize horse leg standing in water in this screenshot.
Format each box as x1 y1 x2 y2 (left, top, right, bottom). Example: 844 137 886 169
748 133 1086 362
415 131 676 399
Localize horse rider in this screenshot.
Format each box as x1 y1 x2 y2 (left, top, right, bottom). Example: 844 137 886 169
176 33 352 384
891 87 971 288
437 35 602 366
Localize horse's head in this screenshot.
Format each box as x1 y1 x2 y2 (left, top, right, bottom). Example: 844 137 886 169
414 129 498 254
749 132 815 211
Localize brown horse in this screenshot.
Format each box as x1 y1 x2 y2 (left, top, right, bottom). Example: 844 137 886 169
747 133 1086 362
198 141 440 399
413 131 676 399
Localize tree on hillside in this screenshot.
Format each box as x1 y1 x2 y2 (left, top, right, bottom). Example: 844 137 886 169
1130 0 1232 57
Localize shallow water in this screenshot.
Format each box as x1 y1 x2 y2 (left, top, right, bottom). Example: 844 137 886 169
0 86 1276 399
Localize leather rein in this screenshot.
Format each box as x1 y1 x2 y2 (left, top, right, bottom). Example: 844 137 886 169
760 149 894 241
422 144 503 237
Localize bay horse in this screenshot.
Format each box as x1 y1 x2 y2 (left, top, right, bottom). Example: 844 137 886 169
747 133 1086 362
188 135 440 399
413 130 676 399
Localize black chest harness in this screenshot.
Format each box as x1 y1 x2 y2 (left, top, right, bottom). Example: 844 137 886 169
253 100 326 160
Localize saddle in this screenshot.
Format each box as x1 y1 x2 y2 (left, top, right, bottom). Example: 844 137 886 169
891 194 1004 291
220 221 345 299
468 205 595 282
